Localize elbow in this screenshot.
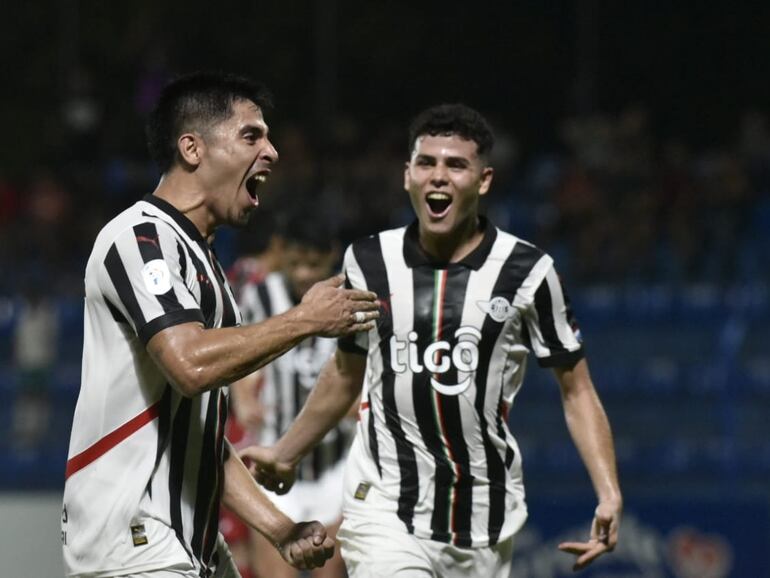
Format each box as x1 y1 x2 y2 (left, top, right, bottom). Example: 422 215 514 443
169 360 217 398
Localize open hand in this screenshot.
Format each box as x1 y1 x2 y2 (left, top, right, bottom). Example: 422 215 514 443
300 274 379 337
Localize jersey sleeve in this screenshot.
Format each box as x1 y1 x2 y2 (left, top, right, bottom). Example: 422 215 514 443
337 244 369 355
98 220 204 345
522 262 585 368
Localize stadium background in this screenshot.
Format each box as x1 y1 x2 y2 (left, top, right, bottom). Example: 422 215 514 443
1 2 769 576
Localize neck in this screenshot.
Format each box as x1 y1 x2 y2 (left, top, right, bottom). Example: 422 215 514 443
152 171 214 239
418 215 483 263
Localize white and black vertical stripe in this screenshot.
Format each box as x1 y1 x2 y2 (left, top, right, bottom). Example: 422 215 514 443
474 241 544 544
410 267 453 541
63 195 246 576
340 222 585 549
168 398 193 560
435 269 474 547
104 243 146 330
353 235 420 531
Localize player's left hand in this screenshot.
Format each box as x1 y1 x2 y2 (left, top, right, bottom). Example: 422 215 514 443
557 498 622 571
275 520 335 570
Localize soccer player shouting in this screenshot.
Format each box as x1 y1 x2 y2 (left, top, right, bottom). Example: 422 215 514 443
242 104 622 577
61 72 378 578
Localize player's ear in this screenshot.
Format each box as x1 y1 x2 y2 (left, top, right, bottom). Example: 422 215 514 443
403 161 411 191
478 166 494 196
177 132 204 169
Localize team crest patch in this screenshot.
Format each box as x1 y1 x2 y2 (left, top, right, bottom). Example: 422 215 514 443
131 523 149 547
477 297 519 322
354 482 371 501
141 259 172 295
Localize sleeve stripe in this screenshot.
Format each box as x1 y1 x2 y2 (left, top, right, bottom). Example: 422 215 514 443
544 267 579 347
533 275 562 351
176 241 188 282
532 267 584 368
138 309 205 346
134 222 165 262
104 242 146 329
537 349 584 368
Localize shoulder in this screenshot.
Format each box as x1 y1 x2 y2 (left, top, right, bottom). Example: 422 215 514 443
86 201 188 280
493 228 551 268
487 228 556 298
345 226 406 261
494 228 546 260
92 201 182 252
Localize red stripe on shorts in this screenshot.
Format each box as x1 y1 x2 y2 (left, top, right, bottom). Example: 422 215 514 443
65 400 162 479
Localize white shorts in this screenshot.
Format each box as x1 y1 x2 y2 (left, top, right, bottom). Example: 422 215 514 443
264 459 346 525
337 513 514 578
116 534 239 578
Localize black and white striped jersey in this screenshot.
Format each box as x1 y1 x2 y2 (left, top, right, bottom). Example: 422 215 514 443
238 273 352 482
339 218 583 549
62 194 240 577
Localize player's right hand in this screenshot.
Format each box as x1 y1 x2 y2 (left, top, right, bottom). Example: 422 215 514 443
299 274 379 337
275 520 335 570
239 445 297 495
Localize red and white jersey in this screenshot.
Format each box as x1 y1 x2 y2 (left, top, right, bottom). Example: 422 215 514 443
62 195 240 577
339 218 584 549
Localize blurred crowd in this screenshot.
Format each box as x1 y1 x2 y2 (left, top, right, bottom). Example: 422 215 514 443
1 70 770 465
1 91 769 302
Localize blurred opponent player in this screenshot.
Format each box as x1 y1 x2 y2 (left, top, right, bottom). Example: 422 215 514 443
242 104 623 577
232 214 352 578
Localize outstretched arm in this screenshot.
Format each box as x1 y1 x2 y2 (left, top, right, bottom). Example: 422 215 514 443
221 439 335 570
553 358 622 571
240 348 366 493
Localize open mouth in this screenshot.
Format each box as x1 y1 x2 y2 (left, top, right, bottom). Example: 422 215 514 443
426 192 452 217
245 173 268 206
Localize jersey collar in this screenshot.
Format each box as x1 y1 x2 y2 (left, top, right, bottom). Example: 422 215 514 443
142 194 209 247
403 216 497 270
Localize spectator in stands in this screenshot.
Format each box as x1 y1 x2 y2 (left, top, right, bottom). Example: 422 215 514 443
12 283 58 451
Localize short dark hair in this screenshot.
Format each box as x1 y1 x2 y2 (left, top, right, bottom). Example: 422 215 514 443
408 103 494 159
146 71 273 173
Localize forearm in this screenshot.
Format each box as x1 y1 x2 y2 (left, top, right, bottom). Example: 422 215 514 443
276 350 364 466
558 361 622 504
149 308 317 396
221 439 294 544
